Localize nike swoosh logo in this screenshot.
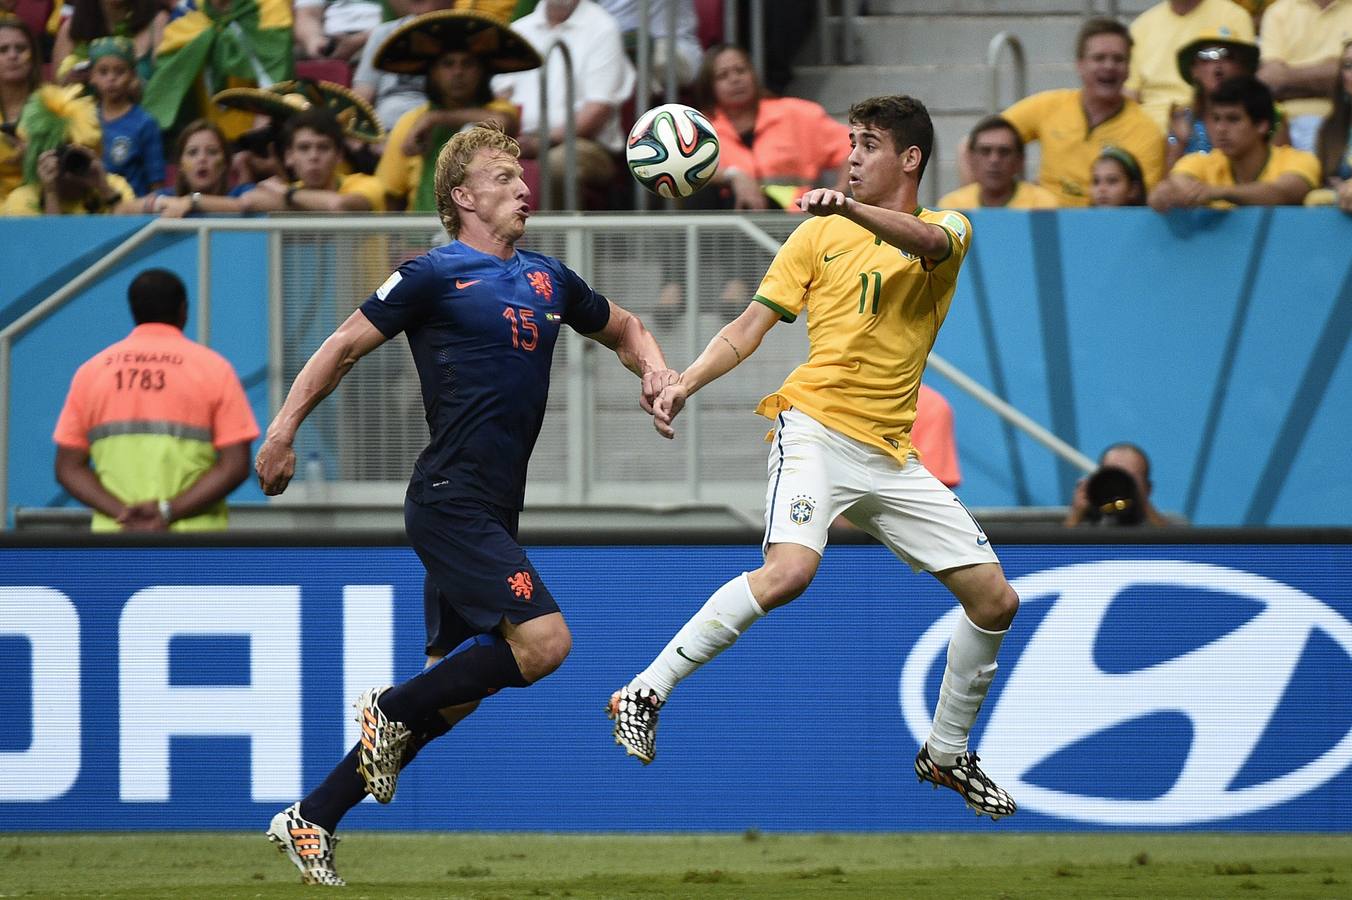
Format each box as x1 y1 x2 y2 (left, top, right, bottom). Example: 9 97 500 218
822 251 847 263
455 279 482 289
676 646 702 663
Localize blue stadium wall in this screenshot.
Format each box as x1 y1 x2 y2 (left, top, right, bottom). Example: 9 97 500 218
1 535 1350 832
3 208 1352 524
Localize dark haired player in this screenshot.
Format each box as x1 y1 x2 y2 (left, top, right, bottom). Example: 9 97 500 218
256 123 677 885
609 95 1021 820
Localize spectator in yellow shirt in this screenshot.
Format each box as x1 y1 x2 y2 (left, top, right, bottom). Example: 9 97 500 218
241 107 386 212
1150 75 1320 208
1125 0 1254 133
1002 18 1166 206
1257 0 1352 152
938 116 1059 209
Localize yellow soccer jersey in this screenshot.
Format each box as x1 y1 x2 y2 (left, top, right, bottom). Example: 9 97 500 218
1171 145 1321 206
1260 0 1352 120
753 208 971 464
938 180 1060 209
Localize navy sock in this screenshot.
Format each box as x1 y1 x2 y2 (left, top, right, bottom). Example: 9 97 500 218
401 709 455 769
299 744 365 834
379 635 528 724
298 710 459 834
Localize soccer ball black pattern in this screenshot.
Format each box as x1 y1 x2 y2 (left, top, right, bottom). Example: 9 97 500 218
625 103 721 199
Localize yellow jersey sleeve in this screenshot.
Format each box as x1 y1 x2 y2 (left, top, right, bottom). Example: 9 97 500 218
754 218 821 323
339 173 387 212
1171 151 1216 183
1002 91 1058 142
1275 146 1321 188
922 209 972 279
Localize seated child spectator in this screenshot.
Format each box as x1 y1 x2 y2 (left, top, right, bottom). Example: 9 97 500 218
372 9 533 211
3 83 134 213
1090 146 1147 206
88 36 162 195
1149 74 1320 209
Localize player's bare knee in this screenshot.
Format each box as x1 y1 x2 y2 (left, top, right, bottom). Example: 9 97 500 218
754 551 818 609
516 625 572 683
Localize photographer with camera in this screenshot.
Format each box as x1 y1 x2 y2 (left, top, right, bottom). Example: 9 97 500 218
2 84 134 215
1064 442 1175 527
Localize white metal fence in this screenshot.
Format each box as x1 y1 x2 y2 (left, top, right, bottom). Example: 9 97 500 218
1 214 1092 525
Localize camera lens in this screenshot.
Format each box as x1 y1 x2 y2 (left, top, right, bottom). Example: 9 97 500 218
59 144 92 177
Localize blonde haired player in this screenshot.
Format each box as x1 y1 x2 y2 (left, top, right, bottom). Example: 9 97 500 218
608 95 1021 820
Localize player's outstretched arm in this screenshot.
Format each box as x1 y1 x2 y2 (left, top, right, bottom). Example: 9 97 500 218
255 310 388 495
653 300 780 439
585 301 679 414
799 189 949 260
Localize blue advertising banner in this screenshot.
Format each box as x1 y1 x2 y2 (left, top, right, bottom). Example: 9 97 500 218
2 543 1350 831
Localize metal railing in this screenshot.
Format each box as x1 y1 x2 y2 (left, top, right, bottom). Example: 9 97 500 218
1 214 1094 525
535 40 579 213
987 31 1028 114
816 0 860 65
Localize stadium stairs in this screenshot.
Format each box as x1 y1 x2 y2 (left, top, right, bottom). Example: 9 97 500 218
794 0 1153 200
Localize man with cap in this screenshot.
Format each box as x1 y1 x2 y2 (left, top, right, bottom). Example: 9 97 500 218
371 8 538 211
89 35 165 196
1150 74 1320 208
1124 0 1255 132
2 83 136 215
353 0 456 133
1165 29 1262 168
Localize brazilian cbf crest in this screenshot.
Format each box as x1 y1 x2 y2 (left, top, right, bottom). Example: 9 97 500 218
789 495 815 525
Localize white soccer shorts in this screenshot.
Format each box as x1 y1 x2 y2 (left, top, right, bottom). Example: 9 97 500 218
762 408 999 573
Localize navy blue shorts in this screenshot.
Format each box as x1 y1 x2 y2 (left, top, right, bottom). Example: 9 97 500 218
404 496 559 655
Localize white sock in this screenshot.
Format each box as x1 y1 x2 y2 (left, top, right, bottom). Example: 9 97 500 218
633 573 765 700
926 613 1007 766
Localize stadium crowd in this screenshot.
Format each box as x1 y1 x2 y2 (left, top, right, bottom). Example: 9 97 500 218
2 0 1351 218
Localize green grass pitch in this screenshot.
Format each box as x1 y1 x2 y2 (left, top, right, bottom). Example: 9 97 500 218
4 832 1351 898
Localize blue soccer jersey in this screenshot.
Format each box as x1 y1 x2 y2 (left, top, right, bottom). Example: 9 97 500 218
359 241 611 510
100 104 165 197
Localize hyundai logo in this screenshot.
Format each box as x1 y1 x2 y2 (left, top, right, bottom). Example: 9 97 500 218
899 561 1352 825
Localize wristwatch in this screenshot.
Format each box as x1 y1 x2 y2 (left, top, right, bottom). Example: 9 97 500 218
284 185 298 208
189 191 203 213
158 498 174 523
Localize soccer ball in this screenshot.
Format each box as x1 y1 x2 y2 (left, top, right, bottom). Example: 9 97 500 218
625 103 720 199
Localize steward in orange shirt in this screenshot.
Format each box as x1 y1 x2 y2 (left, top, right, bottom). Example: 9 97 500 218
53 269 259 531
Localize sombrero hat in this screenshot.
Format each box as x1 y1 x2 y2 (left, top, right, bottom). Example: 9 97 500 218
1176 29 1259 86
374 10 541 76
212 80 384 143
